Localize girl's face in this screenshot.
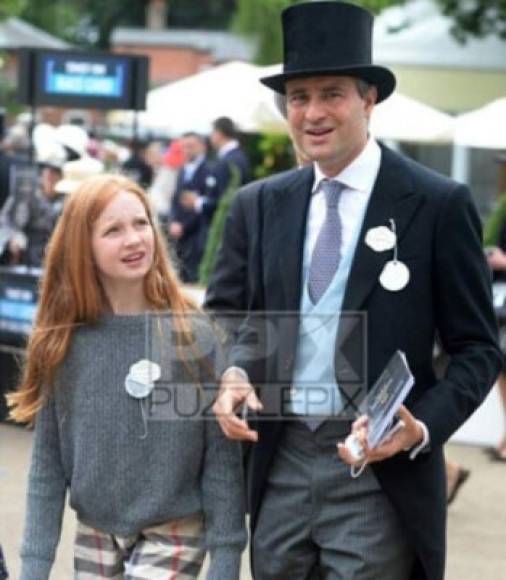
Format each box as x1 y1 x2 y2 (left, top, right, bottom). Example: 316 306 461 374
91 190 155 290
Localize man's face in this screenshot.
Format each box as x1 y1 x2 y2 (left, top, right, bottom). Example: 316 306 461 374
210 129 223 151
181 136 204 163
285 75 377 177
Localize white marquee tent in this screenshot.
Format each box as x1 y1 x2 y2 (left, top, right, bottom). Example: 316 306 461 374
370 93 454 143
454 98 506 150
109 61 286 135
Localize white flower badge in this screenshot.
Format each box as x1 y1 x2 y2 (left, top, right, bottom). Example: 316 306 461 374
365 219 410 292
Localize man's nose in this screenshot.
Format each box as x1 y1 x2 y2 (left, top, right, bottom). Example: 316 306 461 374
304 98 326 123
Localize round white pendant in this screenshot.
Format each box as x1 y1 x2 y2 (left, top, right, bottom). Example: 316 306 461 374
129 359 161 384
365 226 397 252
125 376 154 399
125 359 161 399
379 260 410 292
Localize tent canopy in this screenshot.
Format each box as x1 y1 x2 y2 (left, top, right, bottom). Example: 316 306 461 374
370 93 455 143
109 61 286 135
454 99 506 150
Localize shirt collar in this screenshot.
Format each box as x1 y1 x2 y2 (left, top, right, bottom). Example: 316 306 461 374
218 140 239 158
184 154 205 174
312 137 381 195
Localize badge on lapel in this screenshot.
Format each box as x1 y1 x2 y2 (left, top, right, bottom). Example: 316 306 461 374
366 219 410 292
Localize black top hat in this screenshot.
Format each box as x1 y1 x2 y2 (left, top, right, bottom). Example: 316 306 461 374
260 1 396 103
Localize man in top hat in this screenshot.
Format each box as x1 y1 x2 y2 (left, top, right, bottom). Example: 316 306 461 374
207 2 501 579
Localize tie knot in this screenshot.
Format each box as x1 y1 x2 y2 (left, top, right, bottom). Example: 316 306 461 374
320 179 342 208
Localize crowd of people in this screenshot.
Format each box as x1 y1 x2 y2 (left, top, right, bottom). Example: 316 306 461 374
0 2 505 579
0 116 251 282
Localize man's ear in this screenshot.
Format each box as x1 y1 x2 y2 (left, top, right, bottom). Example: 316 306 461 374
364 85 378 120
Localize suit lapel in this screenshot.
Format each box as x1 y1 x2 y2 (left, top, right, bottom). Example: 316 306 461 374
341 147 424 314
264 166 314 310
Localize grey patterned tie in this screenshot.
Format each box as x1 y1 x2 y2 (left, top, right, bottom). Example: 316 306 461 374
308 179 344 305
301 179 344 432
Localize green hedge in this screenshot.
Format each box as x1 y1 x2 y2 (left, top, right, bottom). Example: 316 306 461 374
484 193 506 248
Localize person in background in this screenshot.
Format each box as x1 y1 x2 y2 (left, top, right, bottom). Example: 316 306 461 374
168 132 215 283
7 173 246 580
149 139 184 224
179 117 250 220
0 143 65 266
0 125 31 210
483 194 506 460
0 544 8 579
122 139 154 189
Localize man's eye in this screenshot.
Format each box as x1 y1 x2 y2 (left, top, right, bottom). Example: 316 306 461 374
288 94 306 105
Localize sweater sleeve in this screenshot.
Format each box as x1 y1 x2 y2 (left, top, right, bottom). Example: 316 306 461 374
196 323 247 580
20 396 67 580
202 417 247 580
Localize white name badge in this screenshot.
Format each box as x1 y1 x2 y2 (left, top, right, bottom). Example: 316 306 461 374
365 226 397 252
379 260 410 292
125 376 154 399
129 359 161 384
125 359 161 399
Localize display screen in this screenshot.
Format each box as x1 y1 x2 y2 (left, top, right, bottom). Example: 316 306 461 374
34 50 134 109
0 268 40 337
43 55 127 98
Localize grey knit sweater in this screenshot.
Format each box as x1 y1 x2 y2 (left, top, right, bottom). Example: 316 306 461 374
20 313 246 580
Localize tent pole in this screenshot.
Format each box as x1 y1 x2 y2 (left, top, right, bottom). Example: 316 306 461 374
451 143 470 184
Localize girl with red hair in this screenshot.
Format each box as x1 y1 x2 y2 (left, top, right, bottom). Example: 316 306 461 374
8 174 245 579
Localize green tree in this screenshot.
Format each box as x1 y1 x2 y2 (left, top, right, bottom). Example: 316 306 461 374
77 0 147 48
233 0 404 64
0 0 26 20
435 0 506 41
17 0 82 43
232 0 299 64
169 0 238 29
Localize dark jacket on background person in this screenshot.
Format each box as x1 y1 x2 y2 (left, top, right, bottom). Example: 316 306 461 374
170 158 215 282
201 146 251 220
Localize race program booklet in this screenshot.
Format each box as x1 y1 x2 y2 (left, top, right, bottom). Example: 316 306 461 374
359 350 414 448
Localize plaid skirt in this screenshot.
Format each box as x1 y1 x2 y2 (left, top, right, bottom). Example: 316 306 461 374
74 513 205 579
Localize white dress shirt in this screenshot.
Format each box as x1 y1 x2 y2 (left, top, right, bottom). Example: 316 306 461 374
302 137 381 280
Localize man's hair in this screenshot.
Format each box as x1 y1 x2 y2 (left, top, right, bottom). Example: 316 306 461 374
355 78 373 98
212 117 238 139
182 131 205 142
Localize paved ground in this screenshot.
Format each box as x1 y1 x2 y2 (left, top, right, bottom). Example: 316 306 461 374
1 422 505 579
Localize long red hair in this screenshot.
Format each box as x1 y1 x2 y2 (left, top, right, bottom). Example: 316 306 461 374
8 174 199 424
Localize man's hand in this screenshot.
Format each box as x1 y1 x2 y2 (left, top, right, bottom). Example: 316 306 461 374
180 190 198 211
487 247 506 271
337 405 423 466
212 368 263 442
